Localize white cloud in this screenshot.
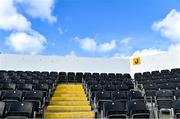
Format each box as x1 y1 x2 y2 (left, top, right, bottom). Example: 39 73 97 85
152 9 180 43
75 37 97 52
0 0 31 31
121 37 133 44
6 30 47 54
99 40 116 52
132 48 165 57
168 43 180 52
16 0 56 23
65 51 77 57
75 37 116 53
58 27 68 35
0 0 48 54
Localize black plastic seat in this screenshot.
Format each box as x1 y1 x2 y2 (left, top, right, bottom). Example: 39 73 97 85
156 90 173 110
67 72 75 83
172 100 180 119
104 85 116 91
2 90 22 102
174 90 180 100
75 72 83 83
0 101 5 118
103 101 127 119
23 91 44 113
127 100 150 119
5 102 33 118
0 83 16 90
17 84 32 91
128 90 144 100
11 79 25 84
116 84 129 91
25 79 39 85
112 91 128 102
95 91 112 111
159 83 176 90
59 72 66 83
33 84 50 97
123 79 134 89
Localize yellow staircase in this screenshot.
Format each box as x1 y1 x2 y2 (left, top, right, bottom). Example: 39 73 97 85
44 84 95 118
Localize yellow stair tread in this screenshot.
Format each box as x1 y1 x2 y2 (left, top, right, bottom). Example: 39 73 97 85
54 91 85 94
53 93 86 97
47 105 91 111
49 101 90 106
51 97 88 101
44 111 95 118
57 85 83 88
55 89 84 92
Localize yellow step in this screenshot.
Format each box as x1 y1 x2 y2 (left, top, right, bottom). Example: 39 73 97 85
51 97 87 101
47 106 92 111
56 85 83 88
44 111 95 118
54 91 85 94
49 101 90 106
57 84 83 88
53 93 86 97
55 89 84 92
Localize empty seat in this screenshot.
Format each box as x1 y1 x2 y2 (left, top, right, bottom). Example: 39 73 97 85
23 91 45 113
127 100 150 119
0 83 16 90
172 100 180 119
0 101 5 118
1 90 22 102
128 90 144 100
67 72 75 82
123 73 131 79
159 83 176 90
174 90 180 100
11 79 25 84
33 84 50 97
156 90 173 111
143 83 158 91
123 79 134 89
104 85 116 91
25 80 39 85
17 84 32 91
116 84 129 91
95 91 112 111
75 72 83 83
0 79 11 83
59 72 66 83
112 91 128 102
5 102 33 118
103 101 127 119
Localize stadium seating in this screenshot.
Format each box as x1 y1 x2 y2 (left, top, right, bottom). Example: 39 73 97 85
135 68 180 118
0 68 180 118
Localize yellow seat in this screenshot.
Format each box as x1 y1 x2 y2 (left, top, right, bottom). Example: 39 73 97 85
44 111 95 118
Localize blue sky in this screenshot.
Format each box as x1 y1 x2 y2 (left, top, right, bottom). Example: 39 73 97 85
0 0 180 57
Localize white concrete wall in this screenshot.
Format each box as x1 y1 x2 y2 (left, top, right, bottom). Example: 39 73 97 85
130 50 180 75
1 51 180 76
0 54 131 73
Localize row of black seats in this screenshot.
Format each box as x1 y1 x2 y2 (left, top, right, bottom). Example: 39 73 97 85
0 101 36 118
103 100 149 119
134 68 180 81
94 90 144 111
0 90 45 112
